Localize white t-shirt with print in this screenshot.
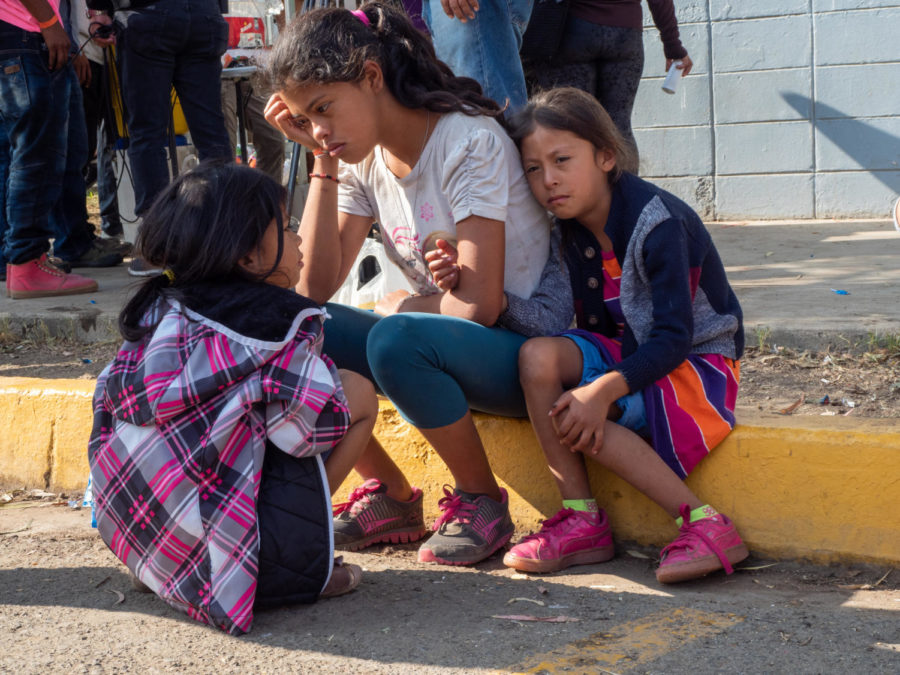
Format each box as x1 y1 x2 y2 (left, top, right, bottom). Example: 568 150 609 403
337 112 550 299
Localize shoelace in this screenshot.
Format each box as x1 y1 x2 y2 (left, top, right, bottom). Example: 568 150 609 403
432 485 477 530
518 508 576 544
332 481 380 516
660 503 734 573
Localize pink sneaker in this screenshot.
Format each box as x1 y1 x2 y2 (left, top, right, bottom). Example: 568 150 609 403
6 254 98 299
656 504 749 583
502 508 615 573
332 479 426 551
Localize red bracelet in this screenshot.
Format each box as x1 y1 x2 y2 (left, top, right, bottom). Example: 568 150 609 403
38 14 59 29
309 172 340 184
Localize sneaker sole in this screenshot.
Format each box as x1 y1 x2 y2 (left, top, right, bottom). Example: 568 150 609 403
8 283 98 299
502 544 615 574
335 526 428 552
417 529 514 566
655 543 750 584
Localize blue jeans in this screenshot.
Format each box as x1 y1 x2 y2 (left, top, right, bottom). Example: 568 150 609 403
323 304 529 429
48 67 95 262
116 0 231 216
423 0 533 113
0 24 69 266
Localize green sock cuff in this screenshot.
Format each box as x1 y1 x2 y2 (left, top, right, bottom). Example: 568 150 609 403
563 499 598 513
675 504 719 527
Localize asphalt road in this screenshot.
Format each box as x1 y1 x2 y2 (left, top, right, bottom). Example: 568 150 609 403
1 507 897 673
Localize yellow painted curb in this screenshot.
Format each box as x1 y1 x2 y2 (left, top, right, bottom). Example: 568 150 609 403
1 377 898 566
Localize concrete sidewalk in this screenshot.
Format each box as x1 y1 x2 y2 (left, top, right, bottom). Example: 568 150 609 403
1 219 899 348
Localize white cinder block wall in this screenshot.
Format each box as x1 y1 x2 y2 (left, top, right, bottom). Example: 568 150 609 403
632 1 900 220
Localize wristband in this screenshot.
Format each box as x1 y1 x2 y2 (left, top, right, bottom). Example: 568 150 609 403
309 172 340 184
39 14 59 29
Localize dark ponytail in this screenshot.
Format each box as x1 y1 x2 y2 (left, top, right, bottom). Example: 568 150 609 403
118 161 287 342
266 1 505 120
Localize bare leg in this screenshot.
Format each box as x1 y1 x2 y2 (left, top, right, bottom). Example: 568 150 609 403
418 412 502 501
588 422 702 518
351 435 414 501
324 370 378 495
519 337 595 500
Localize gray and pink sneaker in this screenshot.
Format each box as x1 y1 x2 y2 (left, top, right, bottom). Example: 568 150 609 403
503 507 615 573
332 479 427 551
417 485 515 566
656 504 749 583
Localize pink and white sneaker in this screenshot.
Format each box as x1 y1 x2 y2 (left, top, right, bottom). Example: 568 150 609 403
332 479 426 551
503 508 615 573
656 503 749 583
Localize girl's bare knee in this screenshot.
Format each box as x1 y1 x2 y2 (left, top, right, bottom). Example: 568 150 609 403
338 369 378 421
518 337 567 386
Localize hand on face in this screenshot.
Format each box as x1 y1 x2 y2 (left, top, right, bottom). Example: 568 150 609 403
264 93 319 150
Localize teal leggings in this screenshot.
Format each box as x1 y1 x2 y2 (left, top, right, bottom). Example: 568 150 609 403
322 303 529 429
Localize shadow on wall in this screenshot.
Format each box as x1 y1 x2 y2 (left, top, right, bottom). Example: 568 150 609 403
782 93 900 192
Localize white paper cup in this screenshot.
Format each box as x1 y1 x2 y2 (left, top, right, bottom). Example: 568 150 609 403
662 61 683 94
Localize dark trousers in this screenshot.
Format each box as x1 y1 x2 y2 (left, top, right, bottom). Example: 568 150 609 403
115 0 232 216
82 58 122 236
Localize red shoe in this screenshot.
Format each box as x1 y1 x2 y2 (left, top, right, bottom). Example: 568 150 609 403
6 254 98 299
656 503 749 584
503 508 615 573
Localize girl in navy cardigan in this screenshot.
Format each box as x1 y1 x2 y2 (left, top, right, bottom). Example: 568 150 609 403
501 87 748 583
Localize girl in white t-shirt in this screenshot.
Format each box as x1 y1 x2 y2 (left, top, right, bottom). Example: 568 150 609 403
264 1 572 567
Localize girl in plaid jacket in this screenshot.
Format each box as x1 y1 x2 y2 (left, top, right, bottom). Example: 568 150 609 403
88 162 376 635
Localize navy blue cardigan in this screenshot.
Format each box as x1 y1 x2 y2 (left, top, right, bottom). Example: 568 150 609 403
561 172 744 392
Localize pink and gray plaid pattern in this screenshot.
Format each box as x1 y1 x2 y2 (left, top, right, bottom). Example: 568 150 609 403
89 296 349 635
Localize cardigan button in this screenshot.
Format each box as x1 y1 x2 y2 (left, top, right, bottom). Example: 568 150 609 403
587 276 599 289
584 246 596 259
587 315 599 326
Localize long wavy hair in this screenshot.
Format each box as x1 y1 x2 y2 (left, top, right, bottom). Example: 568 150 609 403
119 161 287 342
265 0 505 120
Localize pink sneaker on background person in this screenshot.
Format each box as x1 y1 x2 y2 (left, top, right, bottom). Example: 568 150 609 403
503 508 615 573
6 254 98 299
332 479 426 551
656 503 749 584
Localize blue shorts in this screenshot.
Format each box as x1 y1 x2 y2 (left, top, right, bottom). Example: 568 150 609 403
565 334 647 434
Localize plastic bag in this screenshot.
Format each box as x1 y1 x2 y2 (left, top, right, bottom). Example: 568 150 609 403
329 237 415 309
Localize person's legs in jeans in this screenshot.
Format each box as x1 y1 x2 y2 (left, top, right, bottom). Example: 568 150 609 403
0 26 98 296
0 30 68 266
172 0 231 163
49 68 100 263
423 0 533 113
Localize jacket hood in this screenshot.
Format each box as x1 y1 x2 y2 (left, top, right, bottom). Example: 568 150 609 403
98 280 325 426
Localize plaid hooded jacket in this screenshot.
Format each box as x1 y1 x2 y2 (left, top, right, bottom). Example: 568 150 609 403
88 280 350 635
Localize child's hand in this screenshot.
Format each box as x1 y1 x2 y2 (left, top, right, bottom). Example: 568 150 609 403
425 239 460 291
374 289 411 316
550 380 616 455
264 93 318 149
